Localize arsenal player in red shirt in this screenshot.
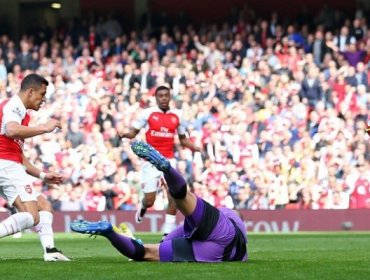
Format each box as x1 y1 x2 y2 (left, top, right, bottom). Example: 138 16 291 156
0 74 69 261
120 86 201 235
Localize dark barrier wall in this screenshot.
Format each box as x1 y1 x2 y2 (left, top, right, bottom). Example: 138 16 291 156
150 0 356 22
80 0 356 25
80 0 134 22
1 210 368 233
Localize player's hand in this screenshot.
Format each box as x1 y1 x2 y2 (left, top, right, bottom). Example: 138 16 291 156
193 146 203 153
43 119 61 133
44 172 64 185
118 127 132 139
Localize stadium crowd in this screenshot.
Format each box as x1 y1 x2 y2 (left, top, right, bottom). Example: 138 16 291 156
0 4 369 212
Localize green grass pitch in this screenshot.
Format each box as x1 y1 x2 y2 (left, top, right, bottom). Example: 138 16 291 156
0 232 369 280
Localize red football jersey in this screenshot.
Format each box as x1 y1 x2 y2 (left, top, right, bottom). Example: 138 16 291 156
0 96 29 163
133 107 186 158
350 178 370 209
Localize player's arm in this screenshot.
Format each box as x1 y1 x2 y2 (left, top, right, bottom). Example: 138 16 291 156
6 119 61 140
119 109 149 139
22 154 64 184
22 154 43 179
177 112 202 152
179 134 202 152
118 127 140 139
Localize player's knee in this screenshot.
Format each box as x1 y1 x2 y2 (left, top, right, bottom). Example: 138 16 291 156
39 200 53 213
31 212 40 225
143 195 156 208
169 184 187 199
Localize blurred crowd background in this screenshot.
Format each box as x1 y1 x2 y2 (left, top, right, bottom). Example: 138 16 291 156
0 2 369 212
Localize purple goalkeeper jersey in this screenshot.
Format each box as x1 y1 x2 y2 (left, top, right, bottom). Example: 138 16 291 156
160 206 248 262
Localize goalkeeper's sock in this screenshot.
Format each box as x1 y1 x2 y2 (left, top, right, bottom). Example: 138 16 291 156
0 212 34 238
163 167 187 199
104 231 145 261
34 211 55 252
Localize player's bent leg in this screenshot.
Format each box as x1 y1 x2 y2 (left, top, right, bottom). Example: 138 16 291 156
71 219 146 261
136 162 161 224
13 198 40 225
36 195 70 261
7 206 23 238
161 166 197 217
142 191 156 208
37 194 53 212
136 191 156 223
131 141 196 215
0 197 35 238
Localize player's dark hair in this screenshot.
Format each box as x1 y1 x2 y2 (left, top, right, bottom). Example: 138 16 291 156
155 85 170 95
20 74 49 91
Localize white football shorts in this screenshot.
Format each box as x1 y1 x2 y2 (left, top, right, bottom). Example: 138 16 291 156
140 158 177 193
0 159 39 205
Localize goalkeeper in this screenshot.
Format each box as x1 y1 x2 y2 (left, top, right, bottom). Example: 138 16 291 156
71 141 247 262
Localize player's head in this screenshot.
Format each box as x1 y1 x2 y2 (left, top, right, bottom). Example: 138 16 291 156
155 86 171 111
19 74 49 111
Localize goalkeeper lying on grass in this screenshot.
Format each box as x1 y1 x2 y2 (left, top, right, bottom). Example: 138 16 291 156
71 141 247 262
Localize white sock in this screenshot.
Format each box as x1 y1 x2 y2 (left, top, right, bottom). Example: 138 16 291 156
34 211 54 252
0 212 34 238
163 214 177 234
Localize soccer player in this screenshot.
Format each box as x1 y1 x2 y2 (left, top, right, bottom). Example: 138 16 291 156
71 141 247 262
119 86 201 235
0 73 69 261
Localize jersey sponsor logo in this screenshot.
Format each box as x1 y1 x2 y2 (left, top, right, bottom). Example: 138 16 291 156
150 130 175 138
24 185 32 194
152 115 159 121
150 126 175 138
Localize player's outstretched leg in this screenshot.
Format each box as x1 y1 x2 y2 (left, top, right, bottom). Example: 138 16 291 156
131 141 186 199
131 141 170 171
132 141 204 222
70 220 145 261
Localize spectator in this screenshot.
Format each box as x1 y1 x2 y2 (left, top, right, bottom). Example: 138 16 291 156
0 6 368 212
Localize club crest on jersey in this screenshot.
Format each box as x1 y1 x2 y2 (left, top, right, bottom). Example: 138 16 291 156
12 107 22 116
24 185 32 194
171 116 178 123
